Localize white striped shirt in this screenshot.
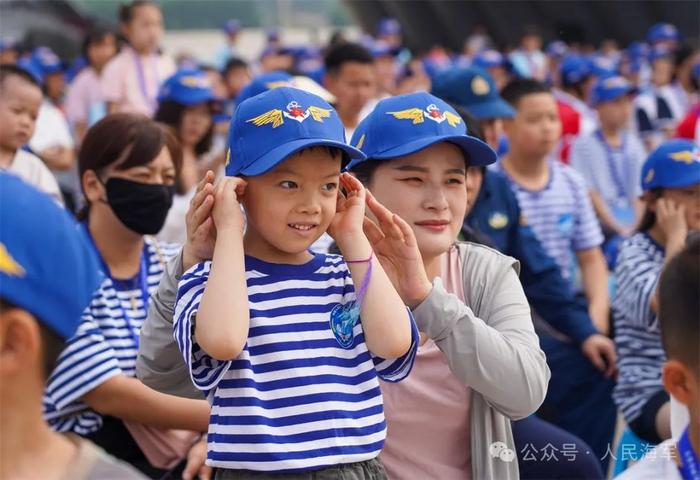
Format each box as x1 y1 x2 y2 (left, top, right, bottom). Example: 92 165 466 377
43 237 179 435
612 232 666 423
174 253 418 473
496 160 604 282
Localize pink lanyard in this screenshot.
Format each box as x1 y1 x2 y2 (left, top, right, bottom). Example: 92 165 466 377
131 47 159 112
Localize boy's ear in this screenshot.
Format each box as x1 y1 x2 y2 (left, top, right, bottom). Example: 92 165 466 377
0 310 42 377
663 360 694 406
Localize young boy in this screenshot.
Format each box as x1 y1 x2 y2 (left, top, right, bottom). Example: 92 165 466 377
498 78 616 466
616 236 700 479
0 65 62 204
570 76 646 254
0 173 145 479
173 86 418 475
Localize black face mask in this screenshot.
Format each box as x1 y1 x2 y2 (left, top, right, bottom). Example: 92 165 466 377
103 177 174 235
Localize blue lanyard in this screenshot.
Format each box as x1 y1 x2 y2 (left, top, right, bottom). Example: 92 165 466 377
678 426 700 480
131 47 159 113
594 130 630 204
81 223 149 347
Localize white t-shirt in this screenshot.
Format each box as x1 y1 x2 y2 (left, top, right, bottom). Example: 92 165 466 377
3 150 63 205
614 439 681 479
29 100 74 152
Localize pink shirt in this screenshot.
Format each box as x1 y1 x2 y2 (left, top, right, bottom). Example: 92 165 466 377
64 67 103 126
380 246 472 479
100 46 175 116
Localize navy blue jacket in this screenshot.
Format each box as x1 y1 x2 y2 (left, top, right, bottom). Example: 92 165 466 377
465 170 597 344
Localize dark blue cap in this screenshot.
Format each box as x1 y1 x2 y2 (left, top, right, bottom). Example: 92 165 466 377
234 71 293 105
158 68 219 106
641 139 700 191
0 173 102 340
647 23 680 44
559 55 592 86
347 92 497 170
431 67 515 119
589 75 637 106
225 87 365 176
377 17 401 36
223 19 241 34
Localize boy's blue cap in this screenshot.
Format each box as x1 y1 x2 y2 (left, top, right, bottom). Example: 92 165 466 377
641 139 700 191
473 49 508 69
627 41 649 61
546 41 568 59
559 55 592 86
31 46 63 76
234 70 292 105
17 57 44 85
377 17 401 36
223 19 241 34
226 87 365 176
158 68 219 106
431 67 515 119
0 174 102 340
649 44 673 62
589 55 618 77
590 75 637 106
347 92 497 170
647 23 680 44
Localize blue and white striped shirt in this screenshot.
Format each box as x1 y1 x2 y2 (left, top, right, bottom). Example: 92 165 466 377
43 238 179 435
496 160 604 282
174 253 418 473
612 232 666 423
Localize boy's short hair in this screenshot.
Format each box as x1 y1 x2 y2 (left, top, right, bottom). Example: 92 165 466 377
0 299 65 378
659 233 700 374
223 57 248 76
501 78 552 109
324 42 373 76
0 64 42 91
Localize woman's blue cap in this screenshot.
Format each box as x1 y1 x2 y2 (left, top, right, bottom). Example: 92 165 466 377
432 67 515 120
346 92 497 170
589 76 637 106
641 139 700 191
225 87 365 176
157 68 219 106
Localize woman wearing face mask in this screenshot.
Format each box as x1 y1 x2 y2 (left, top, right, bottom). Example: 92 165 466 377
42 114 211 479
101 0 175 116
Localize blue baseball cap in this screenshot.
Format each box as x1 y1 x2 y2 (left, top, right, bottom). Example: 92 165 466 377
473 49 508 69
0 174 102 340
589 75 637 106
627 41 650 61
589 55 618 77
223 19 241 34
432 67 515 119
31 46 63 76
347 92 497 170
546 41 569 60
226 87 365 176
647 23 680 44
158 68 219 106
17 57 44 85
649 44 673 62
559 55 592 86
641 139 700 191
377 17 401 37
234 71 292 105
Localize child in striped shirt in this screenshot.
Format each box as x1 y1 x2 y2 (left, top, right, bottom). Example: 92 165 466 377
613 139 700 447
173 87 418 477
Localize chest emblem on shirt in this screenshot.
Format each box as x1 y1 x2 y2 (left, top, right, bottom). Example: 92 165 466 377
488 212 509 229
246 102 332 128
0 243 25 277
329 304 357 349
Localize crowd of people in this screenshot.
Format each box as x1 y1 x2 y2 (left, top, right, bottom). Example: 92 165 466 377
0 1 699 479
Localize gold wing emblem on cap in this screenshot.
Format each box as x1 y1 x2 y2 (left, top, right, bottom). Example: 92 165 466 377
669 150 697 164
444 110 463 127
387 108 425 124
265 80 291 90
0 243 25 277
308 106 332 122
247 109 284 128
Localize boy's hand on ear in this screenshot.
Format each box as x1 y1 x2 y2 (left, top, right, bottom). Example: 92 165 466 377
211 176 247 236
363 191 432 308
184 171 217 270
328 173 368 245
656 198 688 245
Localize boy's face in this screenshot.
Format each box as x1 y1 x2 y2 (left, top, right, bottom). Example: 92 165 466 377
0 76 42 152
325 62 377 117
658 183 700 230
242 149 341 262
224 67 251 98
504 92 561 159
596 96 632 130
366 142 467 260
651 57 673 87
